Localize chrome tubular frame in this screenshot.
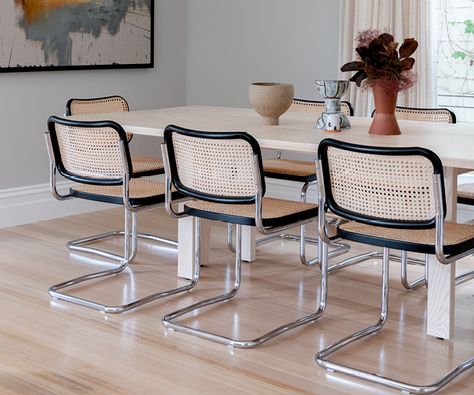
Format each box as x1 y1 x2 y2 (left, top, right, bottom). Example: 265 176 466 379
47 138 198 313
315 170 474 393
162 220 329 348
162 154 328 348
401 251 428 290
317 161 474 290
400 251 474 290
316 247 474 394
49 207 199 314
253 180 320 247
46 133 179 264
226 157 349 265
45 133 73 202
66 229 177 263
161 143 190 220
227 222 350 267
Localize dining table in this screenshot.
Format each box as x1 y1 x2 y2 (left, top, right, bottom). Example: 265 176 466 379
70 105 474 341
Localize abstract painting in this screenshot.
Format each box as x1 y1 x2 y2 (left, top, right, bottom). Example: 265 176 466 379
0 0 153 72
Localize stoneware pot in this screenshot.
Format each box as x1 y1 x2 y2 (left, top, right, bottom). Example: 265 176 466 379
369 81 401 135
249 82 294 125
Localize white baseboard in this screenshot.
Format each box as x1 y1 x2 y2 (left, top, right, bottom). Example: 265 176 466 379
1 172 473 229
0 181 108 229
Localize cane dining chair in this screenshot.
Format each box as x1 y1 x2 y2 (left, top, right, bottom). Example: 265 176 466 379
263 98 353 193
65 95 167 262
371 106 457 124
387 106 474 209
395 105 457 123
369 105 463 289
45 116 195 313
315 138 474 394
228 99 353 267
66 95 164 177
161 125 327 348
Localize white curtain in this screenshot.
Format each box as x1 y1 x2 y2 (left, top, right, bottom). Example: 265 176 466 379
339 0 437 116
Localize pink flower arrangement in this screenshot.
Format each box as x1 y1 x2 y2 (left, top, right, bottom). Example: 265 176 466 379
341 29 418 94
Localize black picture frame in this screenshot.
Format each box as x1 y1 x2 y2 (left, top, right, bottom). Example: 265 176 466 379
0 1 154 73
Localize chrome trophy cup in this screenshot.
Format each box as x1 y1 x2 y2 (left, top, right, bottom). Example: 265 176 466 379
315 80 351 130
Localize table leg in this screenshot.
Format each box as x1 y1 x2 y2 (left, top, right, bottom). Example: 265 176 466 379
426 167 459 339
242 225 256 262
177 204 210 279
427 255 455 339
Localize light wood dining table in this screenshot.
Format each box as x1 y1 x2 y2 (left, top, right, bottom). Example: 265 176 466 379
70 105 474 341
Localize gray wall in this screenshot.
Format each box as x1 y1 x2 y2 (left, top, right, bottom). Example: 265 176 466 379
186 0 341 107
0 0 187 189
0 0 341 189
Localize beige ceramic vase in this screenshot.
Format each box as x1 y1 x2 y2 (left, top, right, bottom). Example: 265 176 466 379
369 81 401 135
249 82 294 125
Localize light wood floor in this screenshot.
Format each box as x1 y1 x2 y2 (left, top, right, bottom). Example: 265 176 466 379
1 207 473 394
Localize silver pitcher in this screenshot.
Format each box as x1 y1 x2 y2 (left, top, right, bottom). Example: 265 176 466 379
315 80 351 130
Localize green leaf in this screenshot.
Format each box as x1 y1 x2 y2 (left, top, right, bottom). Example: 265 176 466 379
452 51 466 60
464 19 474 34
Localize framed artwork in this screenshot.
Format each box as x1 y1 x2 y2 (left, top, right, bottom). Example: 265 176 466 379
0 0 154 72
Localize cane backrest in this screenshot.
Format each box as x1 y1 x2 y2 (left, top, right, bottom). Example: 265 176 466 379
66 95 132 142
289 99 354 117
395 106 456 123
48 116 132 184
66 95 129 116
318 139 445 228
164 125 265 203
371 106 456 123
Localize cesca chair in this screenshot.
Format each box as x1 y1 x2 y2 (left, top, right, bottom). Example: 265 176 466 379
66 95 163 177
369 105 463 289
315 138 474 394
160 125 327 348
371 106 456 123
390 106 474 212
65 95 168 262
228 98 353 266
263 99 353 188
44 116 196 313
395 105 456 123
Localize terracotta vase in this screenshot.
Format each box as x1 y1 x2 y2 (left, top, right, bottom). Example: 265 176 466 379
369 81 401 135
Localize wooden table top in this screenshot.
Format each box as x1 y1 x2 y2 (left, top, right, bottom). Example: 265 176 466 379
70 105 474 169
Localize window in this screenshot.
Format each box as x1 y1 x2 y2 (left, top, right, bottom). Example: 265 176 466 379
435 0 474 122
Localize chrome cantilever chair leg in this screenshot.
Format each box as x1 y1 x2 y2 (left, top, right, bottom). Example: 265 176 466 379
49 208 199 314
252 180 320 246
316 247 474 394
163 220 329 348
227 217 350 268
401 251 428 290
299 232 350 267
228 180 320 250
400 251 474 289
326 249 427 288
67 223 177 263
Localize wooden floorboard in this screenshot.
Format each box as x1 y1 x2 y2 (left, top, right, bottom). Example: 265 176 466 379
0 207 473 394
